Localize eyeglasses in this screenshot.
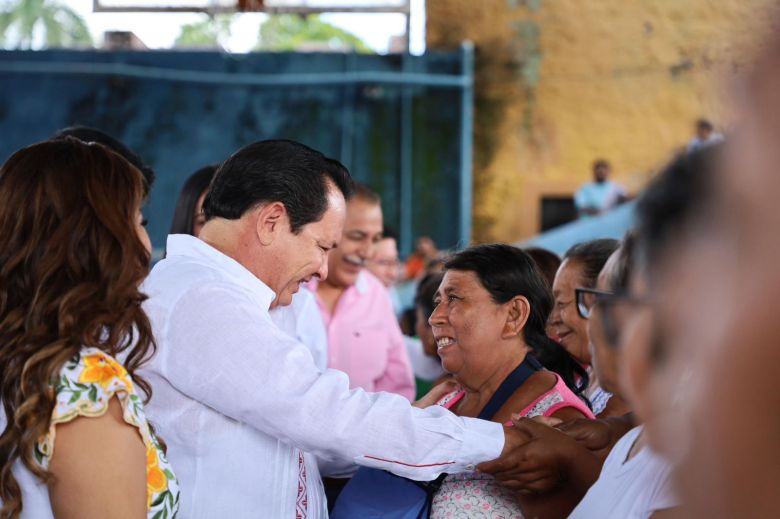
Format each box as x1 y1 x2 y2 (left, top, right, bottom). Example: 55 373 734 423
575 287 652 346
575 287 617 319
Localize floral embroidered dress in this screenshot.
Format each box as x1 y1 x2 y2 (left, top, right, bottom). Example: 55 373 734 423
430 374 594 519
33 348 180 518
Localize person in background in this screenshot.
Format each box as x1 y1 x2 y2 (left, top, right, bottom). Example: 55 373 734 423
686 118 724 153
524 246 561 289
549 239 629 417
0 139 178 518
405 272 447 399
574 159 628 217
168 165 217 237
404 235 439 280
311 183 415 400
367 225 404 317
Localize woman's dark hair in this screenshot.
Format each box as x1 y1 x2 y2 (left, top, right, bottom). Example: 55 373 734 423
523 247 561 289
52 126 155 193
415 272 444 322
444 244 590 399
169 165 218 235
634 145 718 276
204 139 354 233
0 138 156 519
563 239 620 288
606 233 636 294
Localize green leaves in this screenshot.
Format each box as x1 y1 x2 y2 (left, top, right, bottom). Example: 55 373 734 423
257 14 371 53
0 0 93 49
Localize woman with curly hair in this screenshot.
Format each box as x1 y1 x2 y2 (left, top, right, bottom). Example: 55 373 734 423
0 138 179 518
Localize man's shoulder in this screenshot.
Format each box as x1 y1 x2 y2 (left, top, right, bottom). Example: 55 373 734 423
143 256 256 307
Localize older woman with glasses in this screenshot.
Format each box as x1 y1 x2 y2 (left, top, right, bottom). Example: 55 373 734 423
549 239 629 417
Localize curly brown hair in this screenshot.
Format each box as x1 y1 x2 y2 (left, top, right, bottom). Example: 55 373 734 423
0 138 156 519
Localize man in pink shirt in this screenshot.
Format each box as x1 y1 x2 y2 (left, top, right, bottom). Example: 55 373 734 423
309 184 416 400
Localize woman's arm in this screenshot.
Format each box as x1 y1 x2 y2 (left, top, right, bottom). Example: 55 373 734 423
48 397 147 519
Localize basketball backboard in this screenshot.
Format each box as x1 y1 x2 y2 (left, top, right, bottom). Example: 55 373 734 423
92 0 410 14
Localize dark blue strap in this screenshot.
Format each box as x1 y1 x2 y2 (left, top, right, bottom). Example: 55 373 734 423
477 354 542 421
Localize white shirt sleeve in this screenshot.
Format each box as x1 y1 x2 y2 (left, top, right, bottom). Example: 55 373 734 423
160 281 504 481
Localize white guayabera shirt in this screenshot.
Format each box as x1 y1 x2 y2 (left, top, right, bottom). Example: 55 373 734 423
140 235 504 519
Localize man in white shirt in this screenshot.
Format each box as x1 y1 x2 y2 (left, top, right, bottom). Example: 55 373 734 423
686 118 724 153
140 140 526 518
574 159 628 217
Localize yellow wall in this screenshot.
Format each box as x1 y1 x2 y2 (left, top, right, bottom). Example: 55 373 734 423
427 0 776 242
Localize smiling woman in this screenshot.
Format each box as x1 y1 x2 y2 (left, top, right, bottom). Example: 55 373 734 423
550 239 619 416
425 244 594 519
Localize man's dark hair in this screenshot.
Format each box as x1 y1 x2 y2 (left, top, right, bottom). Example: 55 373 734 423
593 159 610 171
564 239 620 289
445 244 590 402
382 225 399 243
352 182 381 204
52 126 155 192
635 144 719 275
696 118 714 132
203 139 354 233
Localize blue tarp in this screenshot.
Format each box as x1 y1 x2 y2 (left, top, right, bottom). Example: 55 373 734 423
517 201 636 255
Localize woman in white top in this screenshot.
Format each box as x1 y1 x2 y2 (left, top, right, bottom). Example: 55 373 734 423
569 235 680 518
0 138 178 518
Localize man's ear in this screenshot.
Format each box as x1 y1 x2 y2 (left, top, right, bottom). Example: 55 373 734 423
501 295 531 339
253 201 287 246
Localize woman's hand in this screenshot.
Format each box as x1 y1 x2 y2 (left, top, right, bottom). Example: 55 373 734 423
479 417 603 497
556 413 634 453
413 379 459 408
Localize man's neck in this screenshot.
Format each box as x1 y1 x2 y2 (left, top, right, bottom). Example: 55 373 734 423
199 220 241 259
317 279 348 315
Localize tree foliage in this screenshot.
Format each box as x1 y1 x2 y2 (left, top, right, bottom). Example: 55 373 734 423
0 0 92 49
174 14 233 49
257 14 371 53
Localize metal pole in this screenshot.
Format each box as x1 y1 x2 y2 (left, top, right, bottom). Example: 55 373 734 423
0 61 470 87
399 50 413 258
459 41 475 249
340 54 355 171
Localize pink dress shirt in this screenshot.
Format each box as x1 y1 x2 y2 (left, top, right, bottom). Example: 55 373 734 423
309 271 416 400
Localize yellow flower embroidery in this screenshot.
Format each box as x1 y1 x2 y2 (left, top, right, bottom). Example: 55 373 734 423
79 353 134 391
146 444 168 507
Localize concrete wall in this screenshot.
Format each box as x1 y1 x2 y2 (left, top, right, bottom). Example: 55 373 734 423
427 0 777 242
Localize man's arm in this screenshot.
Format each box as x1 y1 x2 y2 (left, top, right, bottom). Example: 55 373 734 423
157 282 508 481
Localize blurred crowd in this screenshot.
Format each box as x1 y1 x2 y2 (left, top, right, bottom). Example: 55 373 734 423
1 19 779 519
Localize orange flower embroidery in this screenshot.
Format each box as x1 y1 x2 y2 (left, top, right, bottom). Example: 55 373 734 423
146 445 168 507
79 353 133 391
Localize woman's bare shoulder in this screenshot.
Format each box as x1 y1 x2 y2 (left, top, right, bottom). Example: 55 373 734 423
492 370 558 423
